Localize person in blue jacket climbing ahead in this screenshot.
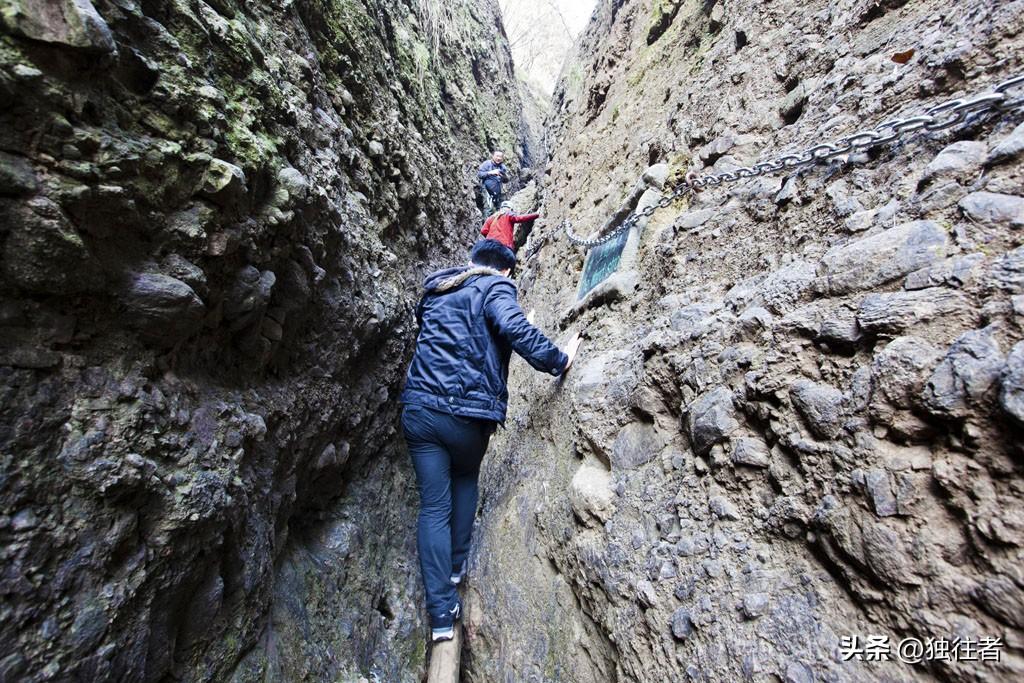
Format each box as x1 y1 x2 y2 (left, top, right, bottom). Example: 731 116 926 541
477 150 509 210
399 239 581 642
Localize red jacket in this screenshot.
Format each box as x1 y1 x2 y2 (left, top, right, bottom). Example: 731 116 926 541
481 211 539 249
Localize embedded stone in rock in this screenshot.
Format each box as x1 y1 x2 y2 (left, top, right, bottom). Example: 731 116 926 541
920 140 987 184
790 379 845 440
611 422 666 469
677 208 715 230
1000 342 1024 427
642 163 669 189
863 469 897 517
976 574 1024 630
699 133 735 165
752 260 817 314
741 593 769 619
123 273 205 343
0 151 38 195
179 571 225 650
687 387 739 456
739 305 773 334
670 301 721 339
161 253 208 297
1 201 105 295
815 220 948 296
731 436 770 467
958 191 1024 229
844 199 900 234
913 179 966 213
987 121 1024 165
990 246 1024 293
198 158 247 209
775 303 822 337
569 463 614 525
817 307 862 348
871 336 943 409
862 522 920 586
224 266 275 324
709 495 739 520
921 327 1004 420
0 0 116 55
277 166 309 201
781 79 814 127
636 579 658 607
826 178 864 217
572 347 642 441
785 662 814 683
670 607 694 640
775 176 800 205
856 288 968 334
904 253 984 291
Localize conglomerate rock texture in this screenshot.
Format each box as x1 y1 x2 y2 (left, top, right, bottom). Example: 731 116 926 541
464 0 1024 681
0 1 522 681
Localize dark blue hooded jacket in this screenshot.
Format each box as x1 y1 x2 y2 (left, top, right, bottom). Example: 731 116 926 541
399 265 568 423
478 159 509 196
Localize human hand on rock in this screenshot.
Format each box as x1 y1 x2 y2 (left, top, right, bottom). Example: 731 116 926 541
562 332 583 373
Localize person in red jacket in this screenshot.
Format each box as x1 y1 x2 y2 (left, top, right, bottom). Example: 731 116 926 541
480 202 539 251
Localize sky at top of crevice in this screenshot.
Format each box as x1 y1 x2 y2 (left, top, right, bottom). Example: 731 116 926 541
498 0 597 98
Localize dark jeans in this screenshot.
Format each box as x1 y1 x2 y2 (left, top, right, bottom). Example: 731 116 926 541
488 189 502 209
400 403 495 627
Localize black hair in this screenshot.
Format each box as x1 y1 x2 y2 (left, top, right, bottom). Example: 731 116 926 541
470 239 516 271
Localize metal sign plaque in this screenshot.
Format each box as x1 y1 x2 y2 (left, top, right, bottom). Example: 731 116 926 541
577 226 630 298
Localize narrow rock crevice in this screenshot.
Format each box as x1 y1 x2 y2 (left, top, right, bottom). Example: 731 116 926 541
4 0 1024 682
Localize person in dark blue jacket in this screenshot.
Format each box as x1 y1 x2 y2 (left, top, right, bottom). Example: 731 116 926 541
399 239 580 641
477 150 509 210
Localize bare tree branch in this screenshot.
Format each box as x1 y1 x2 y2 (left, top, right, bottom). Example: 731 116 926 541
497 0 594 95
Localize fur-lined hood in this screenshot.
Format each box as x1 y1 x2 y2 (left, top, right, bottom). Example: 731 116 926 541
423 266 509 294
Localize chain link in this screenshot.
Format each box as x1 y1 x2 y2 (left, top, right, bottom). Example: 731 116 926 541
564 72 1024 248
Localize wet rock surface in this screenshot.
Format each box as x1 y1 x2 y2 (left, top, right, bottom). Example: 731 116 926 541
0 1 521 681
465 1 1024 682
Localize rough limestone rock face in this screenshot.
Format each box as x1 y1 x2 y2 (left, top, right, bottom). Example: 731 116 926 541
0 1 521 681
465 1 1024 682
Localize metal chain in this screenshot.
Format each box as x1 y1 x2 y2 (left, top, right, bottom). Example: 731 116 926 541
564 72 1024 248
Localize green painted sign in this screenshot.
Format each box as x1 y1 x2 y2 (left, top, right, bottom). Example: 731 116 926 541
578 227 631 299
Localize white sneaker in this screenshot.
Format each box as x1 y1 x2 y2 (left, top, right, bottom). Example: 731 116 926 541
431 625 454 642
431 601 461 641
450 560 468 585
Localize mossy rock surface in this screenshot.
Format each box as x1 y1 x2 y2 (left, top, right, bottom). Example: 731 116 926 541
0 1 522 681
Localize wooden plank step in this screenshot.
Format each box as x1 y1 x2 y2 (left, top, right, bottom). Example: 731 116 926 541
426 622 462 683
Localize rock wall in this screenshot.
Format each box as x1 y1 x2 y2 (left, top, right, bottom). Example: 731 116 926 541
0 1 521 681
465 0 1024 681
